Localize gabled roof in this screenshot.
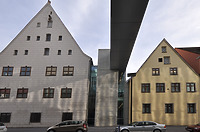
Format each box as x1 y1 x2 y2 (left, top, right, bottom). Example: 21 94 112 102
130 38 199 77
175 48 200 74
0 1 91 60
176 47 200 54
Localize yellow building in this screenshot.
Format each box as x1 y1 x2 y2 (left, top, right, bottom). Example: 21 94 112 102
128 39 200 125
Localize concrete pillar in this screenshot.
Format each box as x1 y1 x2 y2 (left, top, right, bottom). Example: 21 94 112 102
95 49 118 126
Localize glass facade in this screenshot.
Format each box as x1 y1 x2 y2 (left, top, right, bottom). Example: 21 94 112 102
87 66 126 125
87 66 97 126
117 73 125 125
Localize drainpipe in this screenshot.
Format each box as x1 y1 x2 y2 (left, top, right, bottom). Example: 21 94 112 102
130 78 133 123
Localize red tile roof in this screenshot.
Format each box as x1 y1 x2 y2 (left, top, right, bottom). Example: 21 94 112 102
175 48 200 75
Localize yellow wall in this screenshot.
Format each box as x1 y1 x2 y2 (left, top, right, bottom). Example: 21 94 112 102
129 40 200 125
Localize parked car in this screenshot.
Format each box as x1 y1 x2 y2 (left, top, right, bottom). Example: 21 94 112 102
0 122 7 132
185 123 200 132
47 120 88 132
115 121 166 132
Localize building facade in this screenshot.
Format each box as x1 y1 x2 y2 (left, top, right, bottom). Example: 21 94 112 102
0 2 92 127
128 39 200 125
0 0 149 127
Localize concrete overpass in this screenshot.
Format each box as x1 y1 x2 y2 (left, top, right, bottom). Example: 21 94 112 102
111 0 149 73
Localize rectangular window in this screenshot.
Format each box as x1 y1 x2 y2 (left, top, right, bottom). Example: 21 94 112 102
186 83 196 92
158 58 163 62
58 36 62 41
46 34 51 41
44 48 50 56
14 50 18 55
16 88 28 98
63 66 74 76
47 21 53 28
171 83 180 92
43 88 54 98
152 68 160 76
62 112 73 121
162 46 167 53
2 66 13 76
20 66 31 76
61 88 72 98
165 104 173 113
46 66 57 76
58 50 61 55
36 36 40 41
0 88 10 99
30 113 41 123
27 36 31 41
170 67 178 75
156 83 165 92
188 103 196 113
118 89 124 97
91 77 96 88
0 113 11 123
141 83 150 93
24 50 28 55
164 56 170 64
37 22 41 27
143 104 151 113
68 50 72 55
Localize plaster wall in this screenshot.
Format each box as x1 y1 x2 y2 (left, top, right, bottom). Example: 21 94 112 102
129 40 200 125
0 3 91 127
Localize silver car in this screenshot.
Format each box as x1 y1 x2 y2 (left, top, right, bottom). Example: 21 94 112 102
0 122 7 132
115 121 166 132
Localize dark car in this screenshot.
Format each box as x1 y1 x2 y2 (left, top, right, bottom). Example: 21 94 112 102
47 120 88 132
115 121 166 132
186 123 200 132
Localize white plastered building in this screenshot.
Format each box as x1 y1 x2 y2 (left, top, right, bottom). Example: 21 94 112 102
0 1 92 127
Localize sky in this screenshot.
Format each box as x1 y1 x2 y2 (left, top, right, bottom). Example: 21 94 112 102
0 0 199 76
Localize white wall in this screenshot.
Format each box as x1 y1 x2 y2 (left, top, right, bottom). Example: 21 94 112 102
0 3 91 127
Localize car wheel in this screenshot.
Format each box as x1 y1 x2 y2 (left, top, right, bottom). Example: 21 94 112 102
48 129 55 132
76 129 83 132
122 130 129 132
153 129 161 132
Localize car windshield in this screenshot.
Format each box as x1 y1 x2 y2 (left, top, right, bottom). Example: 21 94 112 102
57 122 68 126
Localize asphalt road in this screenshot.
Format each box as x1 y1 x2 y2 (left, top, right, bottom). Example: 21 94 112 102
7 126 187 132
